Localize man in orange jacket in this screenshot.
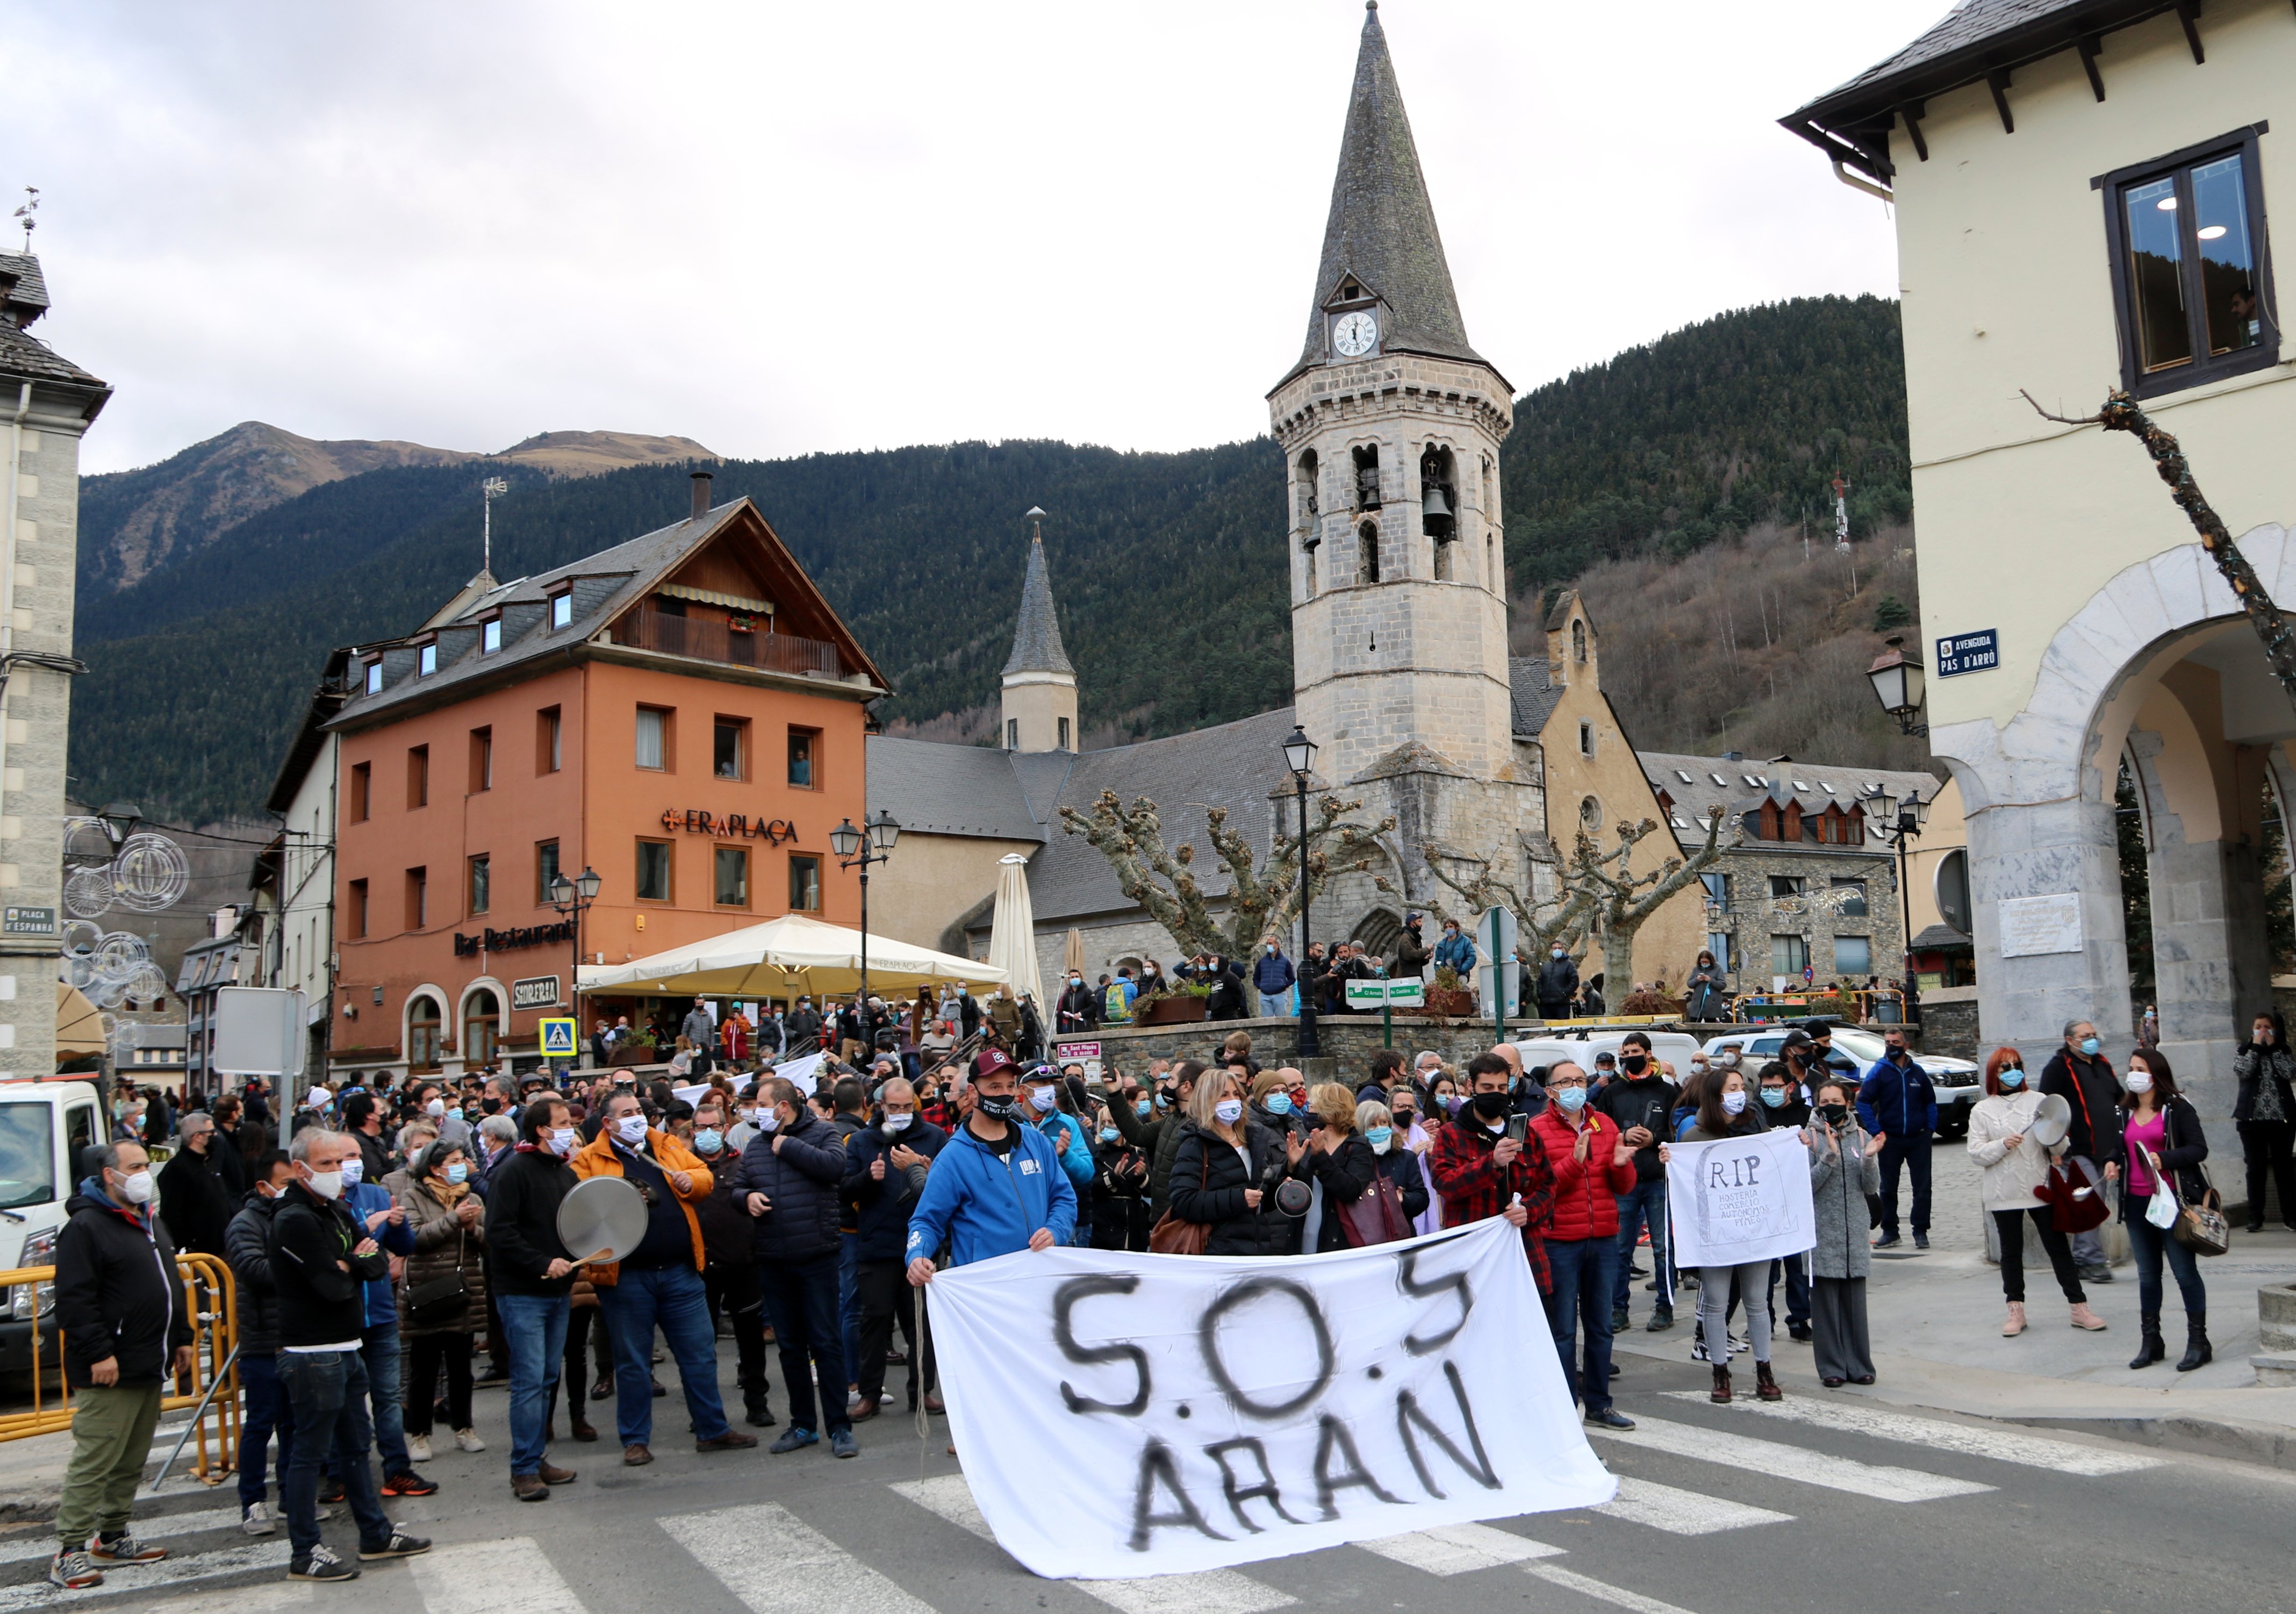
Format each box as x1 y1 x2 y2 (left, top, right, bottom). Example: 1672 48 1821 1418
1529 1060 1639 1431
571 1092 758 1466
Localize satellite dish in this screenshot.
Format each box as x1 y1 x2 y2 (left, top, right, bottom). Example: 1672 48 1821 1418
2028 1092 2072 1149
555 1175 649 1265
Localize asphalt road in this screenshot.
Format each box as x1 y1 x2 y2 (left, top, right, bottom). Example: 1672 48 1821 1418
5 1337 2290 1614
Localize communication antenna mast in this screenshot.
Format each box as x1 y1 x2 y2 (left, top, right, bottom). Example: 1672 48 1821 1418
480 476 509 576
12 188 37 253
1832 472 1853 554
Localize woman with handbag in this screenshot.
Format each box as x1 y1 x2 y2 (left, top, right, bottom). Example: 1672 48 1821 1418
2233 1011 2296 1235
1362 1099 1433 1231
1967 1048 2106 1337
398 1141 488 1459
1300 1084 1379 1252
1164 1071 1308 1256
2118 1048 2215 1372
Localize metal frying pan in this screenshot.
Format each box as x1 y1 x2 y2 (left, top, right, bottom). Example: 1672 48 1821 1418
556 1175 649 1265
2028 1092 2073 1150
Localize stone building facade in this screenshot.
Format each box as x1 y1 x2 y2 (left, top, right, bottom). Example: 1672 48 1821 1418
0 255 110 1080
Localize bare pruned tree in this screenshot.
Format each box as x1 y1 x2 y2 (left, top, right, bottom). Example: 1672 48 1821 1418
1568 807 1735 991
1407 847 1594 967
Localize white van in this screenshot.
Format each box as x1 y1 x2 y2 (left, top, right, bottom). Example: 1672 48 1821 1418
0 1078 106 1376
1511 1029 1706 1080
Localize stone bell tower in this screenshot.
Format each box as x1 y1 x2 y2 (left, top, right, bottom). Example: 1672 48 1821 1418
1270 0 1516 796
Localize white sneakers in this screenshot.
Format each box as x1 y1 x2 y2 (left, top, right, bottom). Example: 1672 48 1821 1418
454 1428 486 1453
405 1434 434 1462
241 1503 274 1537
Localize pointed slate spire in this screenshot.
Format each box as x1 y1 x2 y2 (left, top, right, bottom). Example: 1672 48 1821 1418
1292 2 1484 377
1002 509 1073 677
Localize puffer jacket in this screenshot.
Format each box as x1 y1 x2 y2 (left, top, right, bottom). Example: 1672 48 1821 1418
1166 1121 1304 1257
1809 1122 1881 1280
1301 1132 1377 1253
844 1117 948 1262
224 1189 285 1354
730 1111 848 1264
1967 1091 2053 1211
1529 1104 1635 1242
54 1181 190 1388
397 1176 487 1336
691 1146 755 1271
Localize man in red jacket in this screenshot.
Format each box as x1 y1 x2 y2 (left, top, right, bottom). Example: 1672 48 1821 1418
1530 1061 1638 1430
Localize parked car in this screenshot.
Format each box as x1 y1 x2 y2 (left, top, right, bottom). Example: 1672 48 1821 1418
1699 1024 1980 1138
1511 1029 1707 1081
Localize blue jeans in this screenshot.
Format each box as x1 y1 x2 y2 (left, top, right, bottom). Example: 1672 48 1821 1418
1768 1251 1811 1330
1258 991 1290 1018
235 1352 295 1510
597 1264 731 1446
2125 1199 2207 1319
1542 1235 1619 1415
277 1348 391 1560
496 1292 570 1477
1612 1178 1668 1316
758 1252 849 1435
838 1231 862 1389
360 1323 408 1474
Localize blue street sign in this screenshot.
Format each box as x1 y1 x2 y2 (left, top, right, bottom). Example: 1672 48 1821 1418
1936 628 1999 677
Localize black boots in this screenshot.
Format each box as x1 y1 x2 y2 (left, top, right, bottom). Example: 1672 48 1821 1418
2176 1314 2212 1373
2128 1312 2165 1369
1710 1364 1732 1403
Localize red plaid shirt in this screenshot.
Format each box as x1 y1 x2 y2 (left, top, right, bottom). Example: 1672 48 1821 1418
1430 1113 1555 1292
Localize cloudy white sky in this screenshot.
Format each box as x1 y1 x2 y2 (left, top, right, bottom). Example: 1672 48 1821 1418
8 1 1942 475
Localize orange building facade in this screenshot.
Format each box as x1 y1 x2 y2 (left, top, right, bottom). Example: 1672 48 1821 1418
327 479 885 1079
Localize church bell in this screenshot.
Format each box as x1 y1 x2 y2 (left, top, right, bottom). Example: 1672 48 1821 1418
1421 483 1452 521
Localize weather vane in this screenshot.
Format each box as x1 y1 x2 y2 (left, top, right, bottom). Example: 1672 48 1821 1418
12 188 37 253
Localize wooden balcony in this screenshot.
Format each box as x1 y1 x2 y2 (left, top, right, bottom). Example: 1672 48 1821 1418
611 606 845 680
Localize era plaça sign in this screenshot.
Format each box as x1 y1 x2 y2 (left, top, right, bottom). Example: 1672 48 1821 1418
454 920 576 958
659 809 800 844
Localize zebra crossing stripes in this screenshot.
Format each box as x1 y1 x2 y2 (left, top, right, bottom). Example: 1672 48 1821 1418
1354 1522 1563 1575
1590 1415 1996 1502
660 1502 938 1614
1524 1562 1707 1614
1659 1392 2167 1476
410 1538 588 1614
1593 1476 1795 1535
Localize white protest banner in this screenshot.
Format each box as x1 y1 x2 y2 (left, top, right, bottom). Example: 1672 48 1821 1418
925 1216 1614 1580
1665 1129 1816 1269
766 1051 825 1096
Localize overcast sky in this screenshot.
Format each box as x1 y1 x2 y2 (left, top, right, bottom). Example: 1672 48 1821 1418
8 1 1942 476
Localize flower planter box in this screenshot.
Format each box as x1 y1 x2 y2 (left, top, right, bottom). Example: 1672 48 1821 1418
1423 987 1479 1018
1135 995 1209 1027
608 1044 655 1067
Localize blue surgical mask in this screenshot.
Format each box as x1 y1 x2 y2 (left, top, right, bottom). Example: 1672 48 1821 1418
1366 1126 1394 1152
1135 1099 1152 1116
1555 1087 1588 1113
2080 1037 2101 1056
1099 1127 1119 1143
444 1161 470 1185
1998 1068 2024 1090
693 1129 724 1155
1264 1094 1292 1116
1760 1088 1786 1108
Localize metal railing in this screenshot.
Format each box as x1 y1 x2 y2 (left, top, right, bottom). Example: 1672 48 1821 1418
613 607 844 679
0 1253 240 1484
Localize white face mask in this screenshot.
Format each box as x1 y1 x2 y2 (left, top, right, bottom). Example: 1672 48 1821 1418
115 1169 155 1206
882 1113 914 1135
548 1128 578 1157
1721 1089 1748 1116
758 1108 781 1134
737 1107 757 1125
1028 1086 1059 1114
2125 1071 2154 1095
613 1115 649 1146
1214 1098 1244 1125
304 1167 345 1201
341 1158 364 1186
425 1098 446 1118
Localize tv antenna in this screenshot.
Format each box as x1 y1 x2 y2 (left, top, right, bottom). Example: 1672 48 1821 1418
480 476 508 576
12 188 37 253
1831 472 1852 554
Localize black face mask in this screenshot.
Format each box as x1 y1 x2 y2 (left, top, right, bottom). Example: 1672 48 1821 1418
1621 1053 1648 1075
1819 1103 1850 1125
975 1093 1019 1121
1472 1091 1512 1122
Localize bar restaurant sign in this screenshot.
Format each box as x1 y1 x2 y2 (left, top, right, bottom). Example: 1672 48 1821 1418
454 920 577 958
659 809 800 844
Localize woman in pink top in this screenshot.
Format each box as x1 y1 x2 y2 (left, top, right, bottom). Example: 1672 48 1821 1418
2116 1047 2212 1372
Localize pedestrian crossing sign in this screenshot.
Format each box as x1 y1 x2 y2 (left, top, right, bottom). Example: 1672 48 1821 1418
540 1017 578 1058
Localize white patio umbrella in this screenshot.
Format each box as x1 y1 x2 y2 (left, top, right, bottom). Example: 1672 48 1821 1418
987 852 1046 1012
576 913 1006 1000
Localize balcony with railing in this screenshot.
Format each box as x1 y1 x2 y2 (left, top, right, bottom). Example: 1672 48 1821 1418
610 606 846 680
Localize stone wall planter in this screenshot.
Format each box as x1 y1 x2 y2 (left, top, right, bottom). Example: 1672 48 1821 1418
1135 995 1209 1027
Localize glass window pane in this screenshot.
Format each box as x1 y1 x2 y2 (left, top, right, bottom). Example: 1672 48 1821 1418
1834 935 1871 975
787 730 813 787
715 847 748 906
419 643 437 677
715 721 743 780
469 855 489 915
637 841 671 902
537 840 559 904
2192 154 2260 355
551 593 572 629
2125 175 2193 372
1831 878 1868 917
1770 934 1807 975
483 619 501 654
636 708 665 770
789 854 821 913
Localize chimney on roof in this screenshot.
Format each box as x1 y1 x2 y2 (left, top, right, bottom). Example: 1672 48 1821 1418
690 470 713 522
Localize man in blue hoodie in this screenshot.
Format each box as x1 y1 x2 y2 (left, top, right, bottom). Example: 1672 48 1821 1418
1252 935 1297 1019
340 1150 427 1497
907 1050 1076 1285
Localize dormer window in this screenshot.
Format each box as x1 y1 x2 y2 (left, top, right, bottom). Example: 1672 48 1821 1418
418 642 437 677
549 591 573 631
482 618 502 655
364 659 383 696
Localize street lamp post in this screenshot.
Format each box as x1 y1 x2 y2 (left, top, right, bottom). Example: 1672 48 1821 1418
830 810 900 1053
1866 636 1929 738
548 865 602 1060
1283 725 1321 1059
1864 787 1928 1016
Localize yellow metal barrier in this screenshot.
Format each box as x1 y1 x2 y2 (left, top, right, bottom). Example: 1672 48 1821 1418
0 1252 241 1483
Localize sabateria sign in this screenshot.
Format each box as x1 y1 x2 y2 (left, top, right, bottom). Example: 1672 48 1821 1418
454 920 577 957
658 809 801 844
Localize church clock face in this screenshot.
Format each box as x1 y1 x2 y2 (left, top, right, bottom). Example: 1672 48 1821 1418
1331 310 1379 357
